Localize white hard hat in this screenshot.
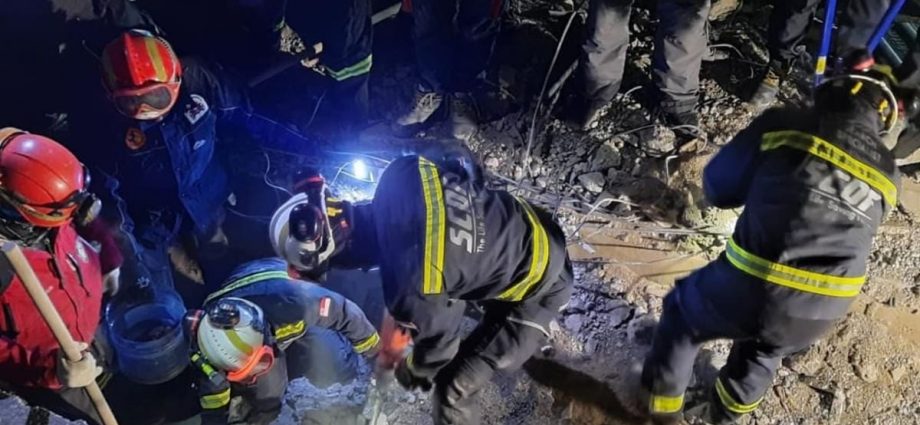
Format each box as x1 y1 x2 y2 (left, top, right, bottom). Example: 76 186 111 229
197 297 266 374
269 193 336 272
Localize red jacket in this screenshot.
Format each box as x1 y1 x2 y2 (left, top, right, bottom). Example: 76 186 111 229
0 223 110 390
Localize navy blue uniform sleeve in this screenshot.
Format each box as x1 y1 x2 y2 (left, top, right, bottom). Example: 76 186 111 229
390 292 465 379
703 108 805 208
294 283 380 354
181 58 318 152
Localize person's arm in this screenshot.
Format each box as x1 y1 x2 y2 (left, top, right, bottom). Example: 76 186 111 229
702 108 799 208
388 291 465 381
297 284 380 356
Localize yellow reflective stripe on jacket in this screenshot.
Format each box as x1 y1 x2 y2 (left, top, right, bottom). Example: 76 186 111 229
274 321 306 341
353 332 380 354
204 270 291 303
649 394 684 414
419 157 447 294
326 54 373 81
200 387 231 410
761 130 898 207
496 198 550 302
725 238 865 297
715 378 761 414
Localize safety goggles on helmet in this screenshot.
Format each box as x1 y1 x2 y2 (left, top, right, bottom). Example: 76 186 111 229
0 130 101 227
111 83 179 120
195 298 276 384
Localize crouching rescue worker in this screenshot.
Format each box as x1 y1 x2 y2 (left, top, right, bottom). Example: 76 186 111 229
187 257 380 424
640 66 903 424
0 129 123 424
270 151 574 424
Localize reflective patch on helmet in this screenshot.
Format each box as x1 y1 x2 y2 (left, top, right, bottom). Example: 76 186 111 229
319 297 332 317
125 127 146 150
75 240 89 263
274 320 306 342
185 94 210 124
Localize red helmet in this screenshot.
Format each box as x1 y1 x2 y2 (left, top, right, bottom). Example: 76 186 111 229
102 29 182 120
0 128 99 228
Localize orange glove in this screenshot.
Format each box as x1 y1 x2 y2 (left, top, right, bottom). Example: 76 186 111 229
376 312 412 371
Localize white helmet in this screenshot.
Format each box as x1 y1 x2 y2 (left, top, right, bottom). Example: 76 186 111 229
197 297 271 381
269 193 337 273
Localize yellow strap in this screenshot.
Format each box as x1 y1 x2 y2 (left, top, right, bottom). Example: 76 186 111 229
224 328 255 356
419 157 446 295
200 388 231 410
326 55 373 81
649 394 684 414
761 130 898 207
204 270 291 303
353 332 381 354
715 378 761 414
496 198 550 302
725 238 865 298
274 321 306 341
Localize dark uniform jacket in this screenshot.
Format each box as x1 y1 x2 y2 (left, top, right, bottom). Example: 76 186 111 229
364 155 568 379
71 59 244 241
700 104 899 320
194 258 379 420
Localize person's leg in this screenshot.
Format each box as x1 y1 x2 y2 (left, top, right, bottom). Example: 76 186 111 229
766 0 822 64
433 275 571 425
455 0 503 91
752 0 822 109
836 0 891 55
652 0 711 140
567 0 633 129
395 0 457 134
710 316 836 422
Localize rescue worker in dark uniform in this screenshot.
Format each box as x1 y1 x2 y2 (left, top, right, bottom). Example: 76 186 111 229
393 0 505 141
564 0 711 142
270 151 573 424
188 257 380 424
641 66 902 424
237 0 374 132
0 129 123 425
750 0 891 108
68 29 264 306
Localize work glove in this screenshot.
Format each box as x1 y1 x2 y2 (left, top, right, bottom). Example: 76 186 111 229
300 42 323 69
56 342 103 389
394 358 431 392
103 267 121 295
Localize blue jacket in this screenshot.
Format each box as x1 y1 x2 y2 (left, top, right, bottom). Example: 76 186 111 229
71 59 242 239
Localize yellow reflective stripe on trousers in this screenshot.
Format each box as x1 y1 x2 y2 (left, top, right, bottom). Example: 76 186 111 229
204 270 292 303
200 388 231 410
761 130 898 207
715 378 761 414
649 394 684 414
353 332 380 354
419 157 446 294
496 198 550 302
326 54 373 81
725 238 865 297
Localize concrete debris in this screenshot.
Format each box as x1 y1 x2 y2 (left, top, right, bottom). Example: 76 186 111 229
0 394 85 425
889 365 908 383
577 172 606 194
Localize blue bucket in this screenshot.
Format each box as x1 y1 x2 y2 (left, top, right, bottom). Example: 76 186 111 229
106 286 189 385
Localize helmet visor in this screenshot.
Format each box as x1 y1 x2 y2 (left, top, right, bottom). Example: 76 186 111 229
112 84 175 119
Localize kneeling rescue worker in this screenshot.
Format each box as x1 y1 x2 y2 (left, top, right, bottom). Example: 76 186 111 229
641 61 906 424
270 150 574 424
0 128 122 424
186 258 380 425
